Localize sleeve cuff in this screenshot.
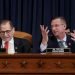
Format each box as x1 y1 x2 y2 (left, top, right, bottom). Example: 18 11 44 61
40 43 47 52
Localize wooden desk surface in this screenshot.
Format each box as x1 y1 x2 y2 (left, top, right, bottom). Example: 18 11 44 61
0 53 75 75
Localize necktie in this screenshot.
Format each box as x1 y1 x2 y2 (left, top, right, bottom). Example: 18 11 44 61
58 41 65 48
4 41 8 52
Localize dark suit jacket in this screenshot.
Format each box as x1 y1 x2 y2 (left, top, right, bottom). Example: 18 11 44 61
43 35 75 53
0 37 31 53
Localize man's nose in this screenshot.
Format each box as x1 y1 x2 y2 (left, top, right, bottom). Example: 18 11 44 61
52 27 56 30
4 32 8 36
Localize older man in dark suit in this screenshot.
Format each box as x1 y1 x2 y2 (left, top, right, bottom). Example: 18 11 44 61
0 20 31 54
40 17 75 53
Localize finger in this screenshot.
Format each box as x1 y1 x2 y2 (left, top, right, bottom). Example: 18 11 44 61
73 30 75 33
44 26 49 32
71 33 74 36
71 33 75 38
42 25 47 32
40 25 44 31
40 25 43 29
46 30 49 34
71 37 75 41
45 26 48 30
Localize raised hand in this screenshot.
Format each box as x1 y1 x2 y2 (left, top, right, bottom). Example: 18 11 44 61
71 30 75 41
40 25 49 45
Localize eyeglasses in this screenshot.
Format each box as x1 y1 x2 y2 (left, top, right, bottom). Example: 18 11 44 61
0 30 12 35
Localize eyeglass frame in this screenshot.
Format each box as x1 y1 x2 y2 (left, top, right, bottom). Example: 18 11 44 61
0 29 13 35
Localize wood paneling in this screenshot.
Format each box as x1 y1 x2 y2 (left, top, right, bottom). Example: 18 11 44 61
0 53 75 75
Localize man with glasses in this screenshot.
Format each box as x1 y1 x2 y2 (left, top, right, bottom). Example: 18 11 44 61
0 20 31 54
40 17 75 53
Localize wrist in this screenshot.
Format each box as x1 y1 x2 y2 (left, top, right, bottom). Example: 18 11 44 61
41 39 48 45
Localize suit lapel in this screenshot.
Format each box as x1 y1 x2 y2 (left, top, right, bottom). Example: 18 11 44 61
66 35 72 48
53 35 72 48
0 39 2 48
50 36 60 48
14 38 19 53
51 36 59 48
54 39 60 48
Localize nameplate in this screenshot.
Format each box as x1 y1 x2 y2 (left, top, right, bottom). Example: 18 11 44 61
46 48 71 53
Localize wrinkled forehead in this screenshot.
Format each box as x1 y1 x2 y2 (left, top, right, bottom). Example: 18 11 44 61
0 22 12 31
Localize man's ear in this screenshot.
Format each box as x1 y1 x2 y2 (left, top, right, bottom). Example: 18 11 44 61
12 27 15 34
64 24 67 29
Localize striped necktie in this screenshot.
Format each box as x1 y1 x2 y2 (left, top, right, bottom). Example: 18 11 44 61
58 41 65 48
4 41 8 52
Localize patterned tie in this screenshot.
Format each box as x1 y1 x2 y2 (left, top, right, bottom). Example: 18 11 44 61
58 41 65 48
4 41 8 52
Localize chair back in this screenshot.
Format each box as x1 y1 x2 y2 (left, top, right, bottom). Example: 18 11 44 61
14 31 32 44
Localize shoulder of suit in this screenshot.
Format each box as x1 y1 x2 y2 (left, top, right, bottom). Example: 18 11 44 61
49 35 57 41
14 37 28 41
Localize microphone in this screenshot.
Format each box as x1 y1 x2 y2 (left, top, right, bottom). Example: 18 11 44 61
0 44 6 53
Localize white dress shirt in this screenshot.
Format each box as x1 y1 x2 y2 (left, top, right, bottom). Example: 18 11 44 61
2 38 15 54
40 35 68 52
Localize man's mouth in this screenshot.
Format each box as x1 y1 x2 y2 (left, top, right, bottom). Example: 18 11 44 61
53 31 58 33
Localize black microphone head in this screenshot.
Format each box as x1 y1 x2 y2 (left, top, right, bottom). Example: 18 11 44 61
0 48 6 52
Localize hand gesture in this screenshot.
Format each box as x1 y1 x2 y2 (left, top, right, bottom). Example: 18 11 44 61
40 25 49 45
71 30 75 41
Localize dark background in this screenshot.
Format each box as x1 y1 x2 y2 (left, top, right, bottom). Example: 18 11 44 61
0 0 75 52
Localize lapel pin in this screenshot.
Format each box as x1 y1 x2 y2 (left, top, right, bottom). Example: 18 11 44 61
68 43 71 46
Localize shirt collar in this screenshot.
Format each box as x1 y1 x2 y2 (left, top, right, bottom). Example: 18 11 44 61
57 34 67 42
2 37 14 44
